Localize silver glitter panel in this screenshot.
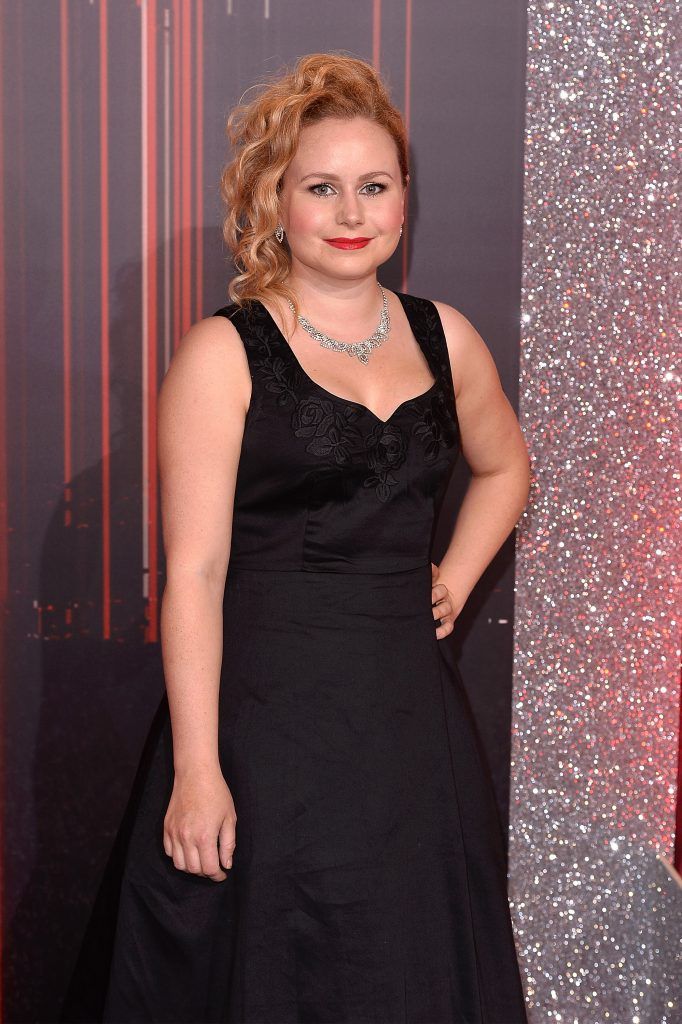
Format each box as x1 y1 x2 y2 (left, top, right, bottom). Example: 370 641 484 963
510 2 682 1020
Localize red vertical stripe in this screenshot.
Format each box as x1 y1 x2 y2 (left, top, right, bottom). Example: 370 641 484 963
401 0 412 292
181 0 191 335
195 0 203 322
61 1 72 529
372 0 381 72
74 8 87 489
173 0 181 350
146 0 159 641
99 1 111 638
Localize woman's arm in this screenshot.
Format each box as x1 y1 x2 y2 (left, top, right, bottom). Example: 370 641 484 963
156 313 251 878
430 301 531 638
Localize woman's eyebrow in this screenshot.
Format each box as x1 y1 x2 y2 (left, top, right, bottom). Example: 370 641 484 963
299 170 394 182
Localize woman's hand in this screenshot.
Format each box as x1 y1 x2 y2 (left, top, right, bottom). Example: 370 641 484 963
430 562 464 640
163 767 237 882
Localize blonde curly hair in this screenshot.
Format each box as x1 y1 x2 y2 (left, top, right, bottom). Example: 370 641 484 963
219 52 409 322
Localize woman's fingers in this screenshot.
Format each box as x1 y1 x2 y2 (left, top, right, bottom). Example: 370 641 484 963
182 842 204 876
162 773 238 880
432 587 451 612
431 567 455 637
197 834 228 882
432 583 450 617
431 580 455 639
166 833 229 882
436 616 454 638
164 821 236 881
218 818 237 872
170 838 187 873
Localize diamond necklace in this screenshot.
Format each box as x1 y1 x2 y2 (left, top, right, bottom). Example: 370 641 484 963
286 284 391 365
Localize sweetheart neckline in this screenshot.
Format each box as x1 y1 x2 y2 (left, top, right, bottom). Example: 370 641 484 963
294 375 439 427
256 294 439 426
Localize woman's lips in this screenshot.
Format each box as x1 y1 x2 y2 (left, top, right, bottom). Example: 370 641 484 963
324 238 372 250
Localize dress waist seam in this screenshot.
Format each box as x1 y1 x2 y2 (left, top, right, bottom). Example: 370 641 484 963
226 562 432 577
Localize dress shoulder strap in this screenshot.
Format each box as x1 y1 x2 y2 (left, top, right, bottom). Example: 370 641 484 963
212 300 269 363
212 299 304 418
212 301 248 332
393 291 456 408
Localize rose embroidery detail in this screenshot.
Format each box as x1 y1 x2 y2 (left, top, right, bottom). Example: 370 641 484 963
241 296 460 502
255 353 302 407
363 422 408 503
292 397 363 466
410 390 459 462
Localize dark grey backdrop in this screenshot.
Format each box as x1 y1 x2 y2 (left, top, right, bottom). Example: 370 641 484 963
2 1 527 1018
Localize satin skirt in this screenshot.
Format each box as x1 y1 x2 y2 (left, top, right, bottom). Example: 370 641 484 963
99 563 527 1023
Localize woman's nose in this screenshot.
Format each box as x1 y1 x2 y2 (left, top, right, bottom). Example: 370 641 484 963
336 190 364 226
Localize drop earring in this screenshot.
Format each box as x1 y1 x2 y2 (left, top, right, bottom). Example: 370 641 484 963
275 224 285 243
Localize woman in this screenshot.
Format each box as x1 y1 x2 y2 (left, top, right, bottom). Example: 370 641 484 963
70 52 530 1023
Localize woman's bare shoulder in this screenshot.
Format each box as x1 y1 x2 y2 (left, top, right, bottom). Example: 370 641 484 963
429 298 487 351
160 313 252 416
172 311 247 362
428 298 495 398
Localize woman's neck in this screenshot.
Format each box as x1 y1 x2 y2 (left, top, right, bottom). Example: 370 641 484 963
284 272 383 327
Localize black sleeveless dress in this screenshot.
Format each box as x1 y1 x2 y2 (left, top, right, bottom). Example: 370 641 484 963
74 291 528 1022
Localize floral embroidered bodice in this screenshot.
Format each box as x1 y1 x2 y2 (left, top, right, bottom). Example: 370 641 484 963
212 290 461 573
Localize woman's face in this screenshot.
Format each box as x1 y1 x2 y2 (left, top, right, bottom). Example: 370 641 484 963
277 116 407 282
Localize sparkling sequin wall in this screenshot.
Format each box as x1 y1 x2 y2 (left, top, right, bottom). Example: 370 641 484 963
510 2 681 1020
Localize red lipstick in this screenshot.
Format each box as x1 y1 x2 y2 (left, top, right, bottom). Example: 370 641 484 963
324 237 372 250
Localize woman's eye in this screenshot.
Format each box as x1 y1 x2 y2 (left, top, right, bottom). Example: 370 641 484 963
309 183 335 196
361 182 387 196
308 182 387 197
